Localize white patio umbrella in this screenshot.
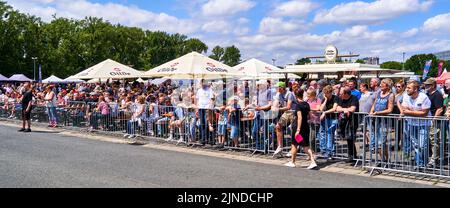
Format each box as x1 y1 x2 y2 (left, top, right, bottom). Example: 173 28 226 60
42 75 64 83
234 58 300 80
143 52 244 79
72 59 142 80
136 78 146 83
87 78 112 83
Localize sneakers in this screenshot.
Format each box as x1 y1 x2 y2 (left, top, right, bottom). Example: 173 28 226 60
285 151 292 157
123 134 130 138
23 129 31 133
165 135 174 142
18 128 26 132
273 147 283 157
307 162 318 170
284 161 296 168
177 137 185 145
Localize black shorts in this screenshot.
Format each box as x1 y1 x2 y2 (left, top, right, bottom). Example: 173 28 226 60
291 132 310 147
22 109 31 120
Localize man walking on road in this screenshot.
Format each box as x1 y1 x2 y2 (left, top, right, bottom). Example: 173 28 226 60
19 82 33 133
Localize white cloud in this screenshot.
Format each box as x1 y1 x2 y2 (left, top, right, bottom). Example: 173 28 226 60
423 13 450 34
238 25 411 64
8 0 200 34
401 28 419 38
392 39 450 54
259 17 306 35
272 0 318 17
201 0 256 17
201 18 250 36
202 20 231 34
314 0 433 25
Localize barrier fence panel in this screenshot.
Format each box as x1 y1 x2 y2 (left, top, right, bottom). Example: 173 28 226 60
2 98 450 179
362 115 450 178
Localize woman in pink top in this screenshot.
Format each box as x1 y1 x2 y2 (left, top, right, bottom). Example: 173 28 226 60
96 96 110 115
90 96 110 130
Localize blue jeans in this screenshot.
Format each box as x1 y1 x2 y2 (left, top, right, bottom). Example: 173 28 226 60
198 109 208 143
156 117 170 136
370 118 388 150
252 114 269 151
218 124 226 136
47 106 58 123
189 116 197 141
404 125 430 167
319 118 338 156
127 120 137 135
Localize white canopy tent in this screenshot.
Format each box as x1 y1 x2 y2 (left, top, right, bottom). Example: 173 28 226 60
143 52 243 79
0 74 9 81
8 74 32 82
234 58 300 80
63 76 85 83
42 75 64 83
72 59 143 80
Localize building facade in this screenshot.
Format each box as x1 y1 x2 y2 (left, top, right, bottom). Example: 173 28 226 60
434 50 450 61
362 57 380 65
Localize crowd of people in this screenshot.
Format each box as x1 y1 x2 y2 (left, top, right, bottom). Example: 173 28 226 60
1 76 450 169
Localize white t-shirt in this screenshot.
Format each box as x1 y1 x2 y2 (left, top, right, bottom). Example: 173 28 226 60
402 92 431 126
254 89 274 119
196 88 214 109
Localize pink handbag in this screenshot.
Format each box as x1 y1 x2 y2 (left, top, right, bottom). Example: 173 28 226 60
295 134 304 143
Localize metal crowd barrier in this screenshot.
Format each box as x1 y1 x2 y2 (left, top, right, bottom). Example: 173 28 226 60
362 115 450 178
2 100 449 179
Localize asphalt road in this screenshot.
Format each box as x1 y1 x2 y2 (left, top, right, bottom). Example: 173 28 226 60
0 123 433 188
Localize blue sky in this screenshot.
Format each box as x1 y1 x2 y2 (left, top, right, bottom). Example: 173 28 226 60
7 0 450 65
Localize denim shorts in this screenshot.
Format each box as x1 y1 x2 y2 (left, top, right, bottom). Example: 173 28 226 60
230 125 239 139
218 124 227 136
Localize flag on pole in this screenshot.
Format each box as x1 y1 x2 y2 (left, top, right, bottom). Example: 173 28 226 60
422 60 432 80
38 64 42 83
438 61 444 77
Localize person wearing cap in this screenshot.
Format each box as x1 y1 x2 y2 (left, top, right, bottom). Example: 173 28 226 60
424 78 444 167
247 79 273 151
273 81 295 157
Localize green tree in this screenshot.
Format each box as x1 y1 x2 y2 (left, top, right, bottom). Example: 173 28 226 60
0 1 233 77
380 61 403 70
295 58 311 65
182 38 208 54
355 59 365 64
222 45 241 66
209 46 224 61
404 54 439 78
